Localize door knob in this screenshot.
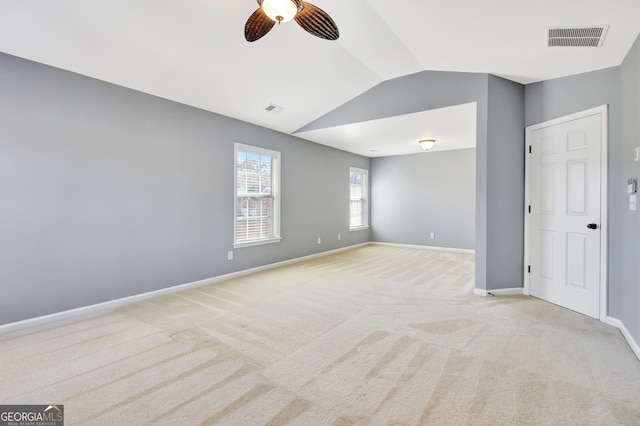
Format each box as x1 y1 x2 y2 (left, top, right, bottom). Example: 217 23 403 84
587 223 598 229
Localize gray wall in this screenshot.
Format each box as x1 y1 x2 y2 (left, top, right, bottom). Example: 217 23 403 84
371 148 476 249
297 71 487 133
525 67 620 126
617 35 640 341
525 62 638 341
0 53 369 325
485 76 526 289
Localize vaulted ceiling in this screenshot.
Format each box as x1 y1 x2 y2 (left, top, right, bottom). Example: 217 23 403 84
1 0 639 156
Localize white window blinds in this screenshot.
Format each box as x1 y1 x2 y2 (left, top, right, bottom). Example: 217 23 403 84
349 167 369 229
234 143 281 247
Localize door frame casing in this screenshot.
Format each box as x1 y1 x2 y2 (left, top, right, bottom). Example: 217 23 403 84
523 105 609 322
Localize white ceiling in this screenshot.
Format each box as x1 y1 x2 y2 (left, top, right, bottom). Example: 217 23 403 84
1 0 639 157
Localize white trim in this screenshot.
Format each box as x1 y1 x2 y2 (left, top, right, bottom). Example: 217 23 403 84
474 288 524 297
0 243 368 335
523 105 609 321
348 226 370 232
523 115 531 296
370 242 475 254
489 288 524 296
607 317 640 361
599 106 609 321
233 236 282 249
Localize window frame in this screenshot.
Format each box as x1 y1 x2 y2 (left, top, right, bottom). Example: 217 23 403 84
233 143 282 248
349 166 370 231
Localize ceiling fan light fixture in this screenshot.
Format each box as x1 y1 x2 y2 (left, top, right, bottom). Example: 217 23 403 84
419 139 436 151
245 0 339 42
261 0 298 23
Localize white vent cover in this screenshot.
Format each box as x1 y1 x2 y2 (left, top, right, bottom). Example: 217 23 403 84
547 26 608 47
264 103 284 114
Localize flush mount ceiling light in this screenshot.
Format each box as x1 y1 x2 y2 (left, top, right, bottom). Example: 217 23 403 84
245 0 339 42
419 139 436 151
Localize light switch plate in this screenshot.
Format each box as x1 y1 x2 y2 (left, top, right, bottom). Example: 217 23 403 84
631 194 637 211
635 147 640 162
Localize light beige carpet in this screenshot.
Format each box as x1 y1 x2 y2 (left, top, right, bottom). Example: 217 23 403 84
1 245 639 425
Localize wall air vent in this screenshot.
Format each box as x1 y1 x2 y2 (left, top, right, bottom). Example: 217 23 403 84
264 103 284 114
547 26 608 47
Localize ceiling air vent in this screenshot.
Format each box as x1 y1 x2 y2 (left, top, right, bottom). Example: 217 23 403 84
547 26 608 47
264 103 284 114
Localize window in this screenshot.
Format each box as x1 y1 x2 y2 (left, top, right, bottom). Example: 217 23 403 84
234 143 281 247
349 167 369 230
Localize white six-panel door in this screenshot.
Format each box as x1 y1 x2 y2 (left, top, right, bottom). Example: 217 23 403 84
525 107 607 319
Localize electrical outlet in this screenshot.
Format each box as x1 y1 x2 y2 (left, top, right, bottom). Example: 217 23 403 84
227 251 233 261
430 233 435 239
317 237 322 244
338 234 341 241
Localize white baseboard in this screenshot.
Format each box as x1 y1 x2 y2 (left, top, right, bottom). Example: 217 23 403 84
370 242 475 254
607 316 640 361
0 243 368 335
474 287 524 297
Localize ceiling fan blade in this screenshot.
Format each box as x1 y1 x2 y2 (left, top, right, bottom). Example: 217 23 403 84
294 2 339 41
245 7 275 42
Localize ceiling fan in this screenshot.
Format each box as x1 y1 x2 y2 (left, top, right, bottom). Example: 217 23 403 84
244 0 339 42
